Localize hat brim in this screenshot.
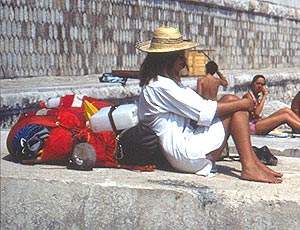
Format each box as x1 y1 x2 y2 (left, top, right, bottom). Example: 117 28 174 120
136 40 200 53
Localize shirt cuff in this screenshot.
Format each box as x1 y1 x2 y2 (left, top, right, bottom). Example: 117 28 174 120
197 100 217 127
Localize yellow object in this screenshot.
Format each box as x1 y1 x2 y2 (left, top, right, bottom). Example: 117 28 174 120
84 100 99 120
180 50 208 77
269 130 284 135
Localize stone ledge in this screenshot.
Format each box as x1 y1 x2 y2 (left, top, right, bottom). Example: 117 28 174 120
1 68 299 129
228 135 300 158
1 68 299 107
185 0 300 20
1 151 300 230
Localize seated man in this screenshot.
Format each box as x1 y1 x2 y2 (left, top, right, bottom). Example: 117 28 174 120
197 61 228 101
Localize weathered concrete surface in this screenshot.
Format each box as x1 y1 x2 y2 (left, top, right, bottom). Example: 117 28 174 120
1 149 300 230
228 135 300 158
0 75 141 109
1 67 300 107
1 128 300 230
1 68 299 107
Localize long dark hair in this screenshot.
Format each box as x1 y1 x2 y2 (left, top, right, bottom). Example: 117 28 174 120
139 52 180 86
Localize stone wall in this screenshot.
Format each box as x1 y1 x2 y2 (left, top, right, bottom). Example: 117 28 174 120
1 0 300 79
266 0 300 8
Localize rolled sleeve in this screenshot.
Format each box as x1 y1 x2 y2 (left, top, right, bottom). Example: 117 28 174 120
143 76 219 128
197 100 217 127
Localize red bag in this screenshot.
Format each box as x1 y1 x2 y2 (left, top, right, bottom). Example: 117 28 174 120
7 95 154 171
7 96 116 165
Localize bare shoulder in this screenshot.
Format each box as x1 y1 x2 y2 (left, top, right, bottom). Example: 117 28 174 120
203 74 217 81
209 75 222 84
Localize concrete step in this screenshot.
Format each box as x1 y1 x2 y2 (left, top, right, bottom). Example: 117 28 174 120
1 129 300 229
1 150 300 230
228 135 300 158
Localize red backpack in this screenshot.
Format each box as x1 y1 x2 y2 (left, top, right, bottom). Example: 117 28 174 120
6 95 154 171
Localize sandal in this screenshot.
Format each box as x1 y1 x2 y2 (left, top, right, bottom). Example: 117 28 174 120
252 146 267 165
259 146 278 166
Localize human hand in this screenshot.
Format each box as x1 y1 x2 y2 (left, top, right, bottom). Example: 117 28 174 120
262 86 268 96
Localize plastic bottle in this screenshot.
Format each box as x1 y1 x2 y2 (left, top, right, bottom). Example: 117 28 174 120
39 97 61 108
89 104 139 132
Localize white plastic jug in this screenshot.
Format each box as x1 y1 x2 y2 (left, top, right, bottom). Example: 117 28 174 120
45 97 61 108
39 97 61 108
89 104 139 132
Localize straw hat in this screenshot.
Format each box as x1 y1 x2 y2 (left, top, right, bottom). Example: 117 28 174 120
136 26 199 53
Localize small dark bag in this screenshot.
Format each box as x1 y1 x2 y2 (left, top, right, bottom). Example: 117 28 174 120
115 123 173 169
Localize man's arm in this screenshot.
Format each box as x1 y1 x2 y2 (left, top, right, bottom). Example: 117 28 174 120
216 70 228 87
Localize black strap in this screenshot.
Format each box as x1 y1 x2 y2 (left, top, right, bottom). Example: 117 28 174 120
108 106 118 133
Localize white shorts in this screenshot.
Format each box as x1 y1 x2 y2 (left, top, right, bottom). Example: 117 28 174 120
165 153 213 174
185 118 225 159
161 118 225 174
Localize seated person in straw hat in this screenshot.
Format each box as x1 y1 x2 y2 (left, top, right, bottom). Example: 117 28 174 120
197 60 228 101
136 26 282 183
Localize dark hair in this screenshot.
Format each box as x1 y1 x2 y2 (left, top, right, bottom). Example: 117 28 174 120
251 75 266 86
139 52 180 86
205 61 218 75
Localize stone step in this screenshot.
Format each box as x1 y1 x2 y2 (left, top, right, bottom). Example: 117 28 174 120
1 134 300 229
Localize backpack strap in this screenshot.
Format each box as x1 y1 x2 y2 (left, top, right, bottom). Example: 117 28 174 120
108 106 118 133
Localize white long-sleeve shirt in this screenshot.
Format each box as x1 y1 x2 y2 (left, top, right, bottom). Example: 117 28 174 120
139 75 225 173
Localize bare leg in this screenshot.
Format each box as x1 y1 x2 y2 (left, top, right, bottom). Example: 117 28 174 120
208 95 282 183
255 108 300 134
230 111 282 182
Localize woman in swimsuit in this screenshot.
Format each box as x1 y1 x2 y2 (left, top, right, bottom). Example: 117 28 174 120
243 75 300 134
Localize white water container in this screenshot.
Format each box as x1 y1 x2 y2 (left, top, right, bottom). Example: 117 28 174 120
89 104 139 132
40 97 61 108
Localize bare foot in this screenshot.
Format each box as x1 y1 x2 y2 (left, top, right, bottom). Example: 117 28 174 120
262 164 283 178
241 165 282 183
254 156 283 178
